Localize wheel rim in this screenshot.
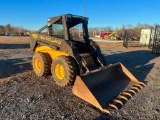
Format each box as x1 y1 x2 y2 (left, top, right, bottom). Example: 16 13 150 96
35 58 42 71
55 64 65 80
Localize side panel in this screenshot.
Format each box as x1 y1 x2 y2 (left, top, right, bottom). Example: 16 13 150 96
30 32 84 73
35 46 69 60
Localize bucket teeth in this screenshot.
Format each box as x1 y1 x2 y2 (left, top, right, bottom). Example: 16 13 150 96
130 86 140 91
107 82 146 112
117 95 128 101
113 99 123 105
121 91 132 97
109 103 118 110
127 89 137 94
133 84 143 89
139 82 146 86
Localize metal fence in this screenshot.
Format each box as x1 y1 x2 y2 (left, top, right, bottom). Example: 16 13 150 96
152 25 160 54
123 30 145 48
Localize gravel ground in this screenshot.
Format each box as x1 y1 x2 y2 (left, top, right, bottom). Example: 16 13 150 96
0 37 160 120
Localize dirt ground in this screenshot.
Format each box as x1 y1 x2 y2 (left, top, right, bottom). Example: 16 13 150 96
0 36 160 120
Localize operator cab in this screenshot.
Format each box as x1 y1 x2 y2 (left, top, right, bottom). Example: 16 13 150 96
46 14 90 53
35 14 105 72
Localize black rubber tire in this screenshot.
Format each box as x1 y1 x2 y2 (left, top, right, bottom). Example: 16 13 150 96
32 52 52 76
51 56 78 87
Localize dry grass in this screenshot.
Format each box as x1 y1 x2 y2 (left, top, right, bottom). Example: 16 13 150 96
0 36 31 44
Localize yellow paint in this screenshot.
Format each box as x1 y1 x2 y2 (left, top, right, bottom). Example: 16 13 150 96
55 64 65 80
35 58 42 72
40 35 46 40
35 46 69 60
32 34 38 39
31 33 61 45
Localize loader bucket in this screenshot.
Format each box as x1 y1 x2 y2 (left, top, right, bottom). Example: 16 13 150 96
72 62 146 114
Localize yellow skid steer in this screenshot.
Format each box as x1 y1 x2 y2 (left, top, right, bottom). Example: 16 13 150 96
30 14 146 114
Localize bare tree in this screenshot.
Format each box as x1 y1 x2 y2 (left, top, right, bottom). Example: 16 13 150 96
4 24 11 33
0 25 5 34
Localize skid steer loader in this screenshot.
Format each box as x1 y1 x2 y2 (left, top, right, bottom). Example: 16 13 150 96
30 14 146 114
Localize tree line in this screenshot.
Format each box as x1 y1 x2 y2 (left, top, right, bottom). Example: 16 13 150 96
88 23 156 39
0 24 28 35
0 23 157 38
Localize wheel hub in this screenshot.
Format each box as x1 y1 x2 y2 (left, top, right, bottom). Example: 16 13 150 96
55 64 65 80
35 58 42 71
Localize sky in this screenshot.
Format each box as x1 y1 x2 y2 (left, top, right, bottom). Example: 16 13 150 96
0 0 160 30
